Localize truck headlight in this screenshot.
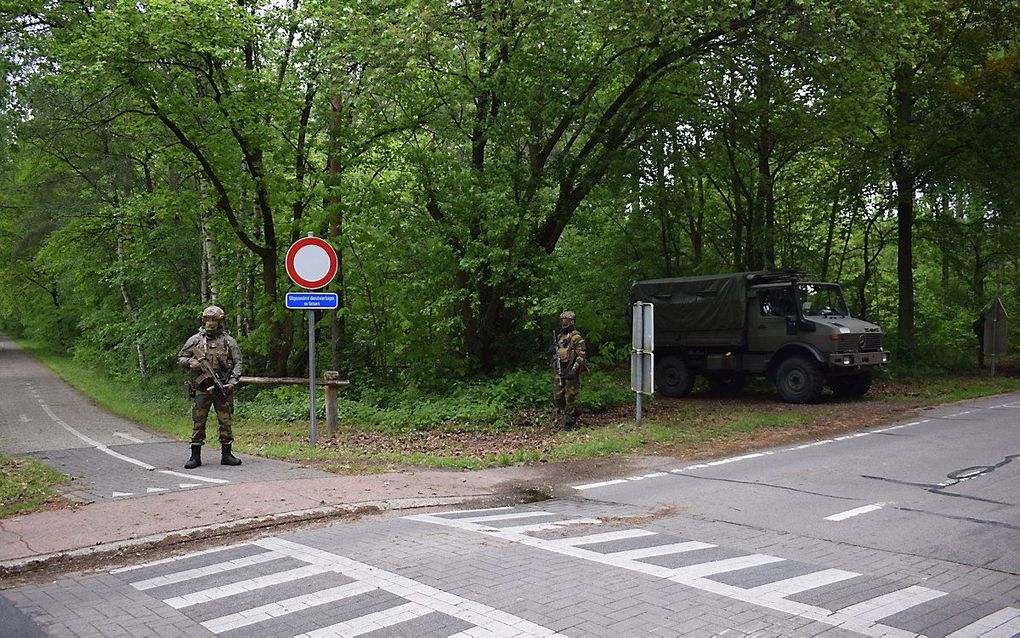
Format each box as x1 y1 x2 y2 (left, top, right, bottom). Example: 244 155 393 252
842 356 853 365
882 353 889 363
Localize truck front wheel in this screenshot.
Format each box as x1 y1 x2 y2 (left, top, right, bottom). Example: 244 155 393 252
829 371 873 398
775 355 824 403
656 355 695 397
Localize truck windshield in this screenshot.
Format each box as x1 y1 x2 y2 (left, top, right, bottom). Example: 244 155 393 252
797 284 849 318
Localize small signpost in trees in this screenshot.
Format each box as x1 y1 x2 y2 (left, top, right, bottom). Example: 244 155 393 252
630 302 654 424
982 298 1009 378
285 234 339 446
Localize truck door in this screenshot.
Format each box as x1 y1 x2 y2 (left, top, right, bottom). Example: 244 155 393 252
749 286 797 353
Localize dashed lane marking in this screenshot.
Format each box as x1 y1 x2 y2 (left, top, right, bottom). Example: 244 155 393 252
824 503 884 521
574 419 934 491
32 386 228 489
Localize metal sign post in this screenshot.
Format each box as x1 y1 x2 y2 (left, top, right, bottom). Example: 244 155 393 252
983 297 1009 378
630 302 654 423
284 233 339 447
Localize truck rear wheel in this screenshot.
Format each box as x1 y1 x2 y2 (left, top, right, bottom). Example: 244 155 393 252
829 371 873 398
775 355 824 403
656 355 695 397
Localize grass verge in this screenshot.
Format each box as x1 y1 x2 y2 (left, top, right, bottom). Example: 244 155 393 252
0 455 71 519
12 338 1020 477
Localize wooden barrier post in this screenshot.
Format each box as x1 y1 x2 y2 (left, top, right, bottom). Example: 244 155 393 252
323 370 340 435
239 375 350 441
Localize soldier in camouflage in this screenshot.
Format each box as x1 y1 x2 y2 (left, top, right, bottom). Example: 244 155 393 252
177 306 242 468
553 311 587 430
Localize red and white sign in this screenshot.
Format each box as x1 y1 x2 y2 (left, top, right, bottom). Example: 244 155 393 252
285 236 338 290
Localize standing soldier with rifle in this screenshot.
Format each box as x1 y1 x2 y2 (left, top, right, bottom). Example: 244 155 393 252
552 311 587 430
177 306 242 468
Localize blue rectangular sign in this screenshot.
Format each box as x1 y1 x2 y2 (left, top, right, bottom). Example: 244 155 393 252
285 292 339 310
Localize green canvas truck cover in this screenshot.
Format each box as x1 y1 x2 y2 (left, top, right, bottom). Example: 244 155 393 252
630 272 760 346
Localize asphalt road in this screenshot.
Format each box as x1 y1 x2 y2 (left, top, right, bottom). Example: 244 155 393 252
0 333 329 503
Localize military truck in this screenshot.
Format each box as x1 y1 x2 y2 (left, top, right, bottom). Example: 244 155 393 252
629 270 890 403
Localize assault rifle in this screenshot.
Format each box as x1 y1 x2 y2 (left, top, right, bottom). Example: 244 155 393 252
551 331 562 380
192 356 228 395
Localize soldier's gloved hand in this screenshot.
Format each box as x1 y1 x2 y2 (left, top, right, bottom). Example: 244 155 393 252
188 358 202 370
224 382 236 394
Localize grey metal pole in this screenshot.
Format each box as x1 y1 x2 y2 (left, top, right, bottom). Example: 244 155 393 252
991 316 998 379
636 392 642 425
309 309 317 446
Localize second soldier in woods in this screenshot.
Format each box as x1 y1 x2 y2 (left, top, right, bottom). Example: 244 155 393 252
553 310 587 430
178 306 243 468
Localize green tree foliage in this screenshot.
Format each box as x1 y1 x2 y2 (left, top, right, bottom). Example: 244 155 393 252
1 0 1018 383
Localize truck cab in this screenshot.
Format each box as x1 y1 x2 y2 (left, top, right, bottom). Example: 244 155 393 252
630 271 890 403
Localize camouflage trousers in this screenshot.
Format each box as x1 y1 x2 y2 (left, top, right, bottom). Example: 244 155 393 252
553 375 581 425
190 389 234 446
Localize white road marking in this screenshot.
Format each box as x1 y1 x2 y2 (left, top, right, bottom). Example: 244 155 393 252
836 585 946 622
825 503 884 521
160 470 229 484
946 607 1020 638
40 403 156 470
300 601 433 638
407 509 954 638
131 550 287 590
254 538 566 637
145 487 169 494
573 417 936 491
122 538 565 637
178 483 201 488
668 554 785 579
37 400 229 486
164 564 332 608
607 541 715 560
201 581 376 634
547 529 657 547
497 517 601 534
743 568 859 598
113 432 145 443
111 491 134 498
457 511 556 523
574 478 628 490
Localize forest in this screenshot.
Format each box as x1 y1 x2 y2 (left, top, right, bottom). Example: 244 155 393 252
2 0 1019 390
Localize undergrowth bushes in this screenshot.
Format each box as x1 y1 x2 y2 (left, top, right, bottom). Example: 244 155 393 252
235 369 633 433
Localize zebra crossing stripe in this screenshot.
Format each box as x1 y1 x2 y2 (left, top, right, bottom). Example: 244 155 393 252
130 550 287 590
546 529 656 546
608 541 715 560
945 607 1020 638
201 581 376 634
743 568 860 598
667 554 785 580
457 510 557 523
836 585 946 622
163 564 332 609
298 601 433 638
497 517 602 534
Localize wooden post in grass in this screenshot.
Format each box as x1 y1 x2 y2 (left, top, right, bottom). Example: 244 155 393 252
323 371 341 435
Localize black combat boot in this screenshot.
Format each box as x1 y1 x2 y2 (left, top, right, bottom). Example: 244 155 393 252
221 444 242 466
184 445 202 469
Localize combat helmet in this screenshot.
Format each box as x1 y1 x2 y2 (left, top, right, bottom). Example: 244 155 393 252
202 305 225 333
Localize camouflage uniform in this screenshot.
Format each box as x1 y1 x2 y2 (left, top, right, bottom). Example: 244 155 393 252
177 306 242 468
553 311 587 429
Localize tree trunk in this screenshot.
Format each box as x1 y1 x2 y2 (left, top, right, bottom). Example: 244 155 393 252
892 61 917 356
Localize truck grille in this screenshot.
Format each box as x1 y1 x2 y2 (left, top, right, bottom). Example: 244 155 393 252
838 333 882 352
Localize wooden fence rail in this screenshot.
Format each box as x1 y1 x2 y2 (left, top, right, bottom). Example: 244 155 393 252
239 371 350 436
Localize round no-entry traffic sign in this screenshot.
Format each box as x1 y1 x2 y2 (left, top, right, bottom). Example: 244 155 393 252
285 236 338 289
